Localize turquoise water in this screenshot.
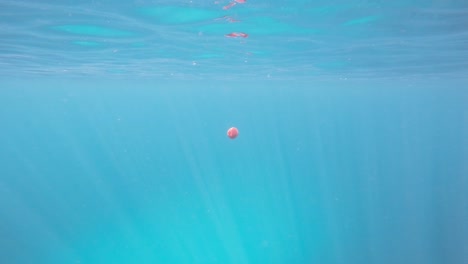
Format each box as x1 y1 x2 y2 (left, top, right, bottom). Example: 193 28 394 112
1 1 467 264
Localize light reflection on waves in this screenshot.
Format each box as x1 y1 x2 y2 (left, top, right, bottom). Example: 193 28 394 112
1 1 468 80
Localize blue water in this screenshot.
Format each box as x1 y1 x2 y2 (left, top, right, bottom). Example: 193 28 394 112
1 1 467 264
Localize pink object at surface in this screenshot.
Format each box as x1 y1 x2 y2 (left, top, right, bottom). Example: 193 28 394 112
223 0 246 10
225 32 248 38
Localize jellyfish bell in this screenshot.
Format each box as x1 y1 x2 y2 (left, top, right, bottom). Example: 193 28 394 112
227 127 239 139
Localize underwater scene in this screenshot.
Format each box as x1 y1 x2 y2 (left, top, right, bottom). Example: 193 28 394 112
0 0 467 263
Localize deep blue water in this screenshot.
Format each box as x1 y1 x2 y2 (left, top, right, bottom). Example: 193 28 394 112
1 1 468 264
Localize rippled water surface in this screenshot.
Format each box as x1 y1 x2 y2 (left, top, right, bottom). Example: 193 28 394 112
1 0 468 80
